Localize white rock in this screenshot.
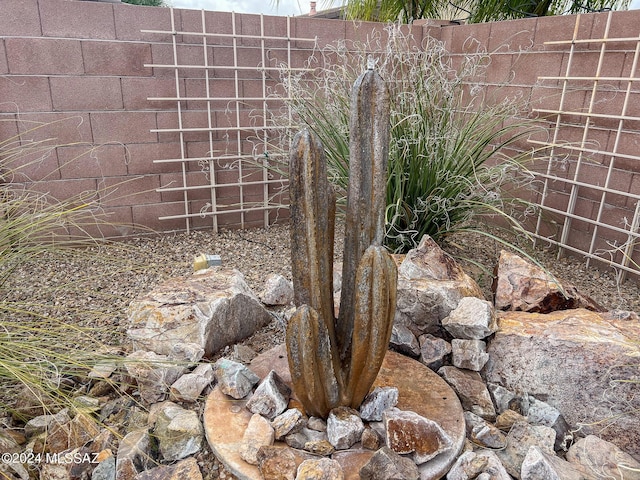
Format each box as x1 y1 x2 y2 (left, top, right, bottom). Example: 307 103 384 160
261 273 294 306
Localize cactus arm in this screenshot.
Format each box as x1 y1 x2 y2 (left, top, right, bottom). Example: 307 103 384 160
338 67 391 364
286 305 341 418
344 245 398 407
289 129 337 339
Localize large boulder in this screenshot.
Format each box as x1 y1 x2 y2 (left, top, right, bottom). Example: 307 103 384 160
484 308 640 459
394 236 484 337
493 250 603 313
127 268 272 357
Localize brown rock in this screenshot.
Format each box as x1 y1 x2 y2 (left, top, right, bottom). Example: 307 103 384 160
240 413 275 465
359 446 420 480
361 426 382 450
495 409 527 431
438 366 496 421
296 458 344 480
133 457 202 480
493 250 603 313
383 408 454 465
485 309 640 459
44 413 100 453
257 446 304 480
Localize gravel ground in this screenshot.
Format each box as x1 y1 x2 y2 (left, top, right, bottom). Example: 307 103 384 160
2 221 639 479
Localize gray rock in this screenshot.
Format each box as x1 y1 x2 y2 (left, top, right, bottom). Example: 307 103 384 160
285 428 327 450
91 455 115 480
169 342 205 363
154 402 203 461
446 450 511 480
240 413 275 465
442 297 497 340
495 421 556 479
464 411 506 449
360 446 420 480
124 350 186 404
134 456 203 480
24 408 71 437
116 429 152 474
213 357 260 399
169 363 214 403
487 383 517 415
246 370 291 420
359 386 399 422
88 362 117 379
272 408 305 440
326 406 364 450
127 268 272 357
390 324 421 357
296 458 344 479
395 236 484 338
233 344 258 364
451 339 489 371
418 334 451 371
307 416 327 432
526 396 571 451
566 435 640 480
383 408 454 465
261 273 294 306
438 366 496 420
521 446 597 480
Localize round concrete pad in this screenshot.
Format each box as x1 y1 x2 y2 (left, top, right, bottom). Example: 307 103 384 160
204 344 465 480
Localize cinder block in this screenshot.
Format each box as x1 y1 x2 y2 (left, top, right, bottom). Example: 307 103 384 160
0 76 52 113
40 0 116 40
122 77 178 111
69 205 135 239
292 17 345 49
180 10 234 46
57 144 128 179
16 113 93 144
0 0 41 37
9 148 61 183
0 40 8 74
114 2 174 41
90 111 157 144
82 41 152 77
100 174 161 207
125 142 182 175
26 177 99 203
5 38 83 75
487 18 535 54
132 201 189 233
50 77 123 112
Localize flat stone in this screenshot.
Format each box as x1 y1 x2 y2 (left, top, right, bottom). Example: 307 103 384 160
204 345 465 480
566 435 640 480
494 409 527 431
24 409 71 437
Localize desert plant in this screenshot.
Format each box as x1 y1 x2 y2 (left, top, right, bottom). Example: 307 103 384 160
271 26 539 254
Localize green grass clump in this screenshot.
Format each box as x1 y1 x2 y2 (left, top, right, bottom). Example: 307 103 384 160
271 25 540 254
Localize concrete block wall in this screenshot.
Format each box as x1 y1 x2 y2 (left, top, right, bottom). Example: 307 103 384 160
1 0 639 272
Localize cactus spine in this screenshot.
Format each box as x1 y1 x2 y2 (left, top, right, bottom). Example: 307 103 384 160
286 66 397 418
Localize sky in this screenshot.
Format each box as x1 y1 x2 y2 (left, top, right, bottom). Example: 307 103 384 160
167 0 639 16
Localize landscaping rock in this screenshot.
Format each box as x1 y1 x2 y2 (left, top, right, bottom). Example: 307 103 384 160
494 421 556 479
526 396 571 451
285 428 327 450
88 362 117 379
240 413 275 465
438 366 496 420
360 446 420 480
326 407 364 450
493 250 604 313
566 435 640 480
395 236 484 337
361 426 382 450
127 268 272 357
484 308 640 458
124 350 185 404
169 342 205 363
383 408 454 465
296 458 344 480
451 339 489 371
116 429 153 475
44 412 100 454
134 457 202 480
271 408 305 440
442 297 497 340
233 344 258 364
169 363 214 403
307 417 327 432
521 446 596 480
246 370 291 420
463 411 506 449
495 409 527 431
390 324 421 357
92 454 116 480
257 446 307 480
359 386 399 422
487 383 518 414
154 402 203 461
261 273 294 306
446 450 511 480
418 334 451 371
24 409 71 437
213 357 260 399
305 439 335 456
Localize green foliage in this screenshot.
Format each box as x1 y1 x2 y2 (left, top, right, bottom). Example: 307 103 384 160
324 0 630 23
273 27 539 253
121 0 167 6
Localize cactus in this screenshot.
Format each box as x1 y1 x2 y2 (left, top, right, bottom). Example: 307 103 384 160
286 66 397 418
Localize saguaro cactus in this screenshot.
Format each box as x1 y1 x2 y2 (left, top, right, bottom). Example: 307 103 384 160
286 65 397 418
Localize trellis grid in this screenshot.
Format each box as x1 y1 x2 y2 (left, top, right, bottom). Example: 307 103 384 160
529 11 640 281
143 9 315 232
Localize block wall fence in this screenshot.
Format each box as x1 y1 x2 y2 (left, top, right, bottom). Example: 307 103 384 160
1 0 639 276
